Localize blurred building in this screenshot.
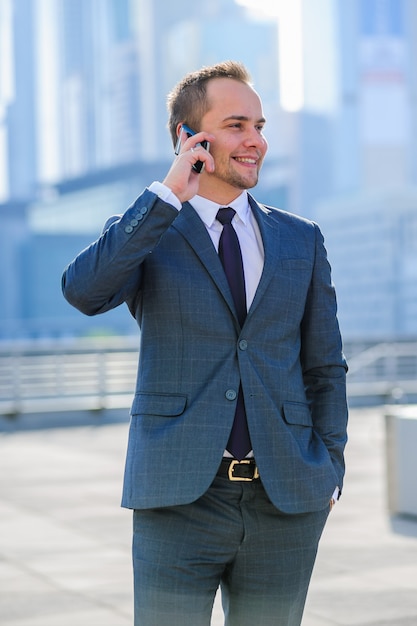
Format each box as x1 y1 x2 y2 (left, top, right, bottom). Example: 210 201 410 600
336 0 412 191
0 0 286 339
1 0 417 342
0 0 37 202
312 0 417 340
317 187 417 339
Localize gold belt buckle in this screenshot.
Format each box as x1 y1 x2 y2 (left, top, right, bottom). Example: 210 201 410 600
228 459 259 481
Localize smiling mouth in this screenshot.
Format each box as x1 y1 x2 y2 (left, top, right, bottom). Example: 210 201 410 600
233 157 257 165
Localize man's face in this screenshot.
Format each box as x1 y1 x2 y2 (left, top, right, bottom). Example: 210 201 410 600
198 78 268 203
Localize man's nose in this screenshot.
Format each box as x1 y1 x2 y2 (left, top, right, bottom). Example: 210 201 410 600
243 127 267 150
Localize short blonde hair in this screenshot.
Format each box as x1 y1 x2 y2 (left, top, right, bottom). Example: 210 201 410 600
167 60 252 147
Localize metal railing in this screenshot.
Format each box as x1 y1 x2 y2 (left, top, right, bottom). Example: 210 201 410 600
1 338 417 416
0 337 139 416
346 341 417 404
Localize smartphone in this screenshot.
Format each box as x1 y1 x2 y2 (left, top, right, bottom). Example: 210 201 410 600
174 124 210 173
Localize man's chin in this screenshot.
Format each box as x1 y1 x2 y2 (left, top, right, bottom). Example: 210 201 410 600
229 171 259 191
239 175 259 190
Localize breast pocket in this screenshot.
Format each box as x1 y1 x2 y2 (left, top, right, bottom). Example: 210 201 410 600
280 259 311 271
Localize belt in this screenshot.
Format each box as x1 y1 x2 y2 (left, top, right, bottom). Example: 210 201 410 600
218 458 260 481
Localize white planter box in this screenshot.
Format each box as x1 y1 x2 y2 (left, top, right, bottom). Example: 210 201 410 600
385 406 417 517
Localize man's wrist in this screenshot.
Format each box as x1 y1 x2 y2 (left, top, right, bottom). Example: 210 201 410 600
148 181 182 211
330 486 341 510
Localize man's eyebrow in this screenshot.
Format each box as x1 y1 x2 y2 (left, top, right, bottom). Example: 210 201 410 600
222 115 266 124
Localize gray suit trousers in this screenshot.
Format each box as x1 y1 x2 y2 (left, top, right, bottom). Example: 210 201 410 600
132 475 330 626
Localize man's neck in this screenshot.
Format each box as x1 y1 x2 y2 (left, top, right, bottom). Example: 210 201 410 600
197 189 247 206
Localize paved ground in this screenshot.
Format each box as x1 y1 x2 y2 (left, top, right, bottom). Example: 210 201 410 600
1 406 417 626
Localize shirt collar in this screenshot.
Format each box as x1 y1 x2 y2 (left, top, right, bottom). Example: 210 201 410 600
189 191 250 228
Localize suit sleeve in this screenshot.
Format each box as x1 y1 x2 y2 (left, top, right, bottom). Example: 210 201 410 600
61 188 178 316
300 223 348 490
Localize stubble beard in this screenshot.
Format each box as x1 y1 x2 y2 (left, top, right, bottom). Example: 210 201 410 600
214 158 261 192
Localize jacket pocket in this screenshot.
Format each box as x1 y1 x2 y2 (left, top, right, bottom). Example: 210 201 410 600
282 401 312 427
131 392 187 417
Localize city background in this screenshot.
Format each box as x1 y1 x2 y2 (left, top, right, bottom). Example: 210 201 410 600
0 0 416 344
1 4 417 623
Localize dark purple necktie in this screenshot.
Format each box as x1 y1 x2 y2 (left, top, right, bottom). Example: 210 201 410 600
216 208 251 460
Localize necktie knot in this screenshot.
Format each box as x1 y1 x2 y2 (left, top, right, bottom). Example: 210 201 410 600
216 207 236 226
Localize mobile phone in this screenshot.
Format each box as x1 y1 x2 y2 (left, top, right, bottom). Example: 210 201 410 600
174 124 210 173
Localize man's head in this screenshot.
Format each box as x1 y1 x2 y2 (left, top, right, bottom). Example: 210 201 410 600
167 60 268 203
167 60 252 147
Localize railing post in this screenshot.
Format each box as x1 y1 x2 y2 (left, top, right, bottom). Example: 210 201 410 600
9 348 23 415
97 347 107 410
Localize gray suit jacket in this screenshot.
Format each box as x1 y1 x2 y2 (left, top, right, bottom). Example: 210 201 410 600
62 188 348 514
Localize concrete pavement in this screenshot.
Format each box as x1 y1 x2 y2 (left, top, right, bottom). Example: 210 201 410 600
1 407 417 626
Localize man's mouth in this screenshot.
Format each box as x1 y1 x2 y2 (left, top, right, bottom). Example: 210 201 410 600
233 157 257 165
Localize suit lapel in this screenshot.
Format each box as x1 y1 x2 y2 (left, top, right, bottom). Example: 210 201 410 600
246 195 282 319
171 197 283 327
172 202 239 323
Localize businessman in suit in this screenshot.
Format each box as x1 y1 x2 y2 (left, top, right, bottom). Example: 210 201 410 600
62 61 348 626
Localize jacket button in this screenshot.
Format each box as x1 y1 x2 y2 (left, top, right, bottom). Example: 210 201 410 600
124 225 133 234
130 219 138 227
239 339 248 350
225 389 237 401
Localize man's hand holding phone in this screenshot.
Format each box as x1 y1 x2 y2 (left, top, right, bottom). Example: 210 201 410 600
163 125 214 203
176 125 210 174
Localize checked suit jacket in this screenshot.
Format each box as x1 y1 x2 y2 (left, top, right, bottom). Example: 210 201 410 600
62 188 348 515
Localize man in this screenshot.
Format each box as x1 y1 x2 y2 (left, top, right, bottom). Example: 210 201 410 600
62 60 348 626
